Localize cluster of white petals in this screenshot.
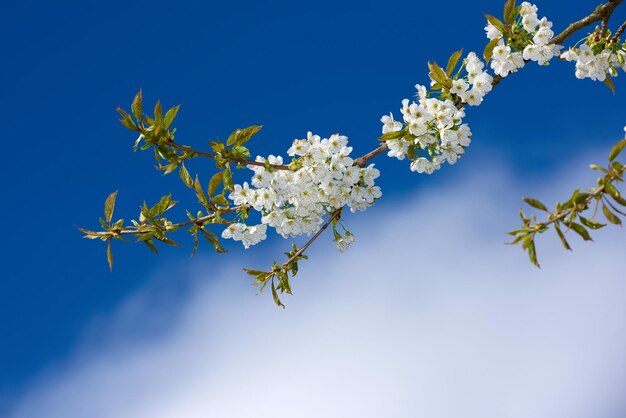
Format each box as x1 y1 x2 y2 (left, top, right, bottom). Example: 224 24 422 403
452 52 494 106
519 2 562 65
381 83 472 174
561 44 626 81
221 223 267 249
380 1 623 180
491 41 526 77
486 2 561 77
333 231 355 252
222 132 381 248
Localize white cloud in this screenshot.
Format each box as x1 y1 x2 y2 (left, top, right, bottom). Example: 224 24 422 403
8 161 626 418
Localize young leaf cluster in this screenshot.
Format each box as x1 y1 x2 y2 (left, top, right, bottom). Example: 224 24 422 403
509 137 626 266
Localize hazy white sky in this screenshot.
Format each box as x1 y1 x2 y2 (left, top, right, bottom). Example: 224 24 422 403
9 161 626 418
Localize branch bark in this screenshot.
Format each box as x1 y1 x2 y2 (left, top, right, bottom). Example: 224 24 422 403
551 0 623 45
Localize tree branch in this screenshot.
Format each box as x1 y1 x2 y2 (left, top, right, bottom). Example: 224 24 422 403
280 208 343 268
613 19 626 39
551 0 623 45
167 142 292 171
354 0 622 168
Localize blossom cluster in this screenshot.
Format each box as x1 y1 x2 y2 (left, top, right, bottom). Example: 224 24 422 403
222 132 381 249
380 2 567 176
518 2 561 65
221 222 267 249
451 52 494 106
381 81 473 174
486 2 561 77
561 44 626 82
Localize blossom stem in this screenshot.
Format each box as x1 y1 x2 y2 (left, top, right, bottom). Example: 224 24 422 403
280 208 343 268
116 206 247 236
167 142 292 171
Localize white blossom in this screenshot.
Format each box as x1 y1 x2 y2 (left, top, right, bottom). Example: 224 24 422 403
485 22 502 40
381 113 403 134
224 132 382 248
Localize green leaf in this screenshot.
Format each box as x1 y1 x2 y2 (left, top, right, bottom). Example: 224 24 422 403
164 105 180 129
210 141 225 154
99 217 110 230
503 0 516 23
222 167 234 191
162 162 179 175
131 90 143 122
579 216 605 229
605 199 626 216
141 201 156 224
445 49 463 76
603 75 616 95
106 239 113 272
190 228 199 256
230 146 251 159
120 114 138 131
602 204 622 225
570 222 593 241
573 192 591 205
156 235 181 247
226 125 263 147
484 14 505 32
610 192 626 207
527 238 540 267
378 128 407 141
194 176 209 208
483 38 500 63
590 164 609 173
136 232 155 242
200 228 227 253
554 224 571 250
152 194 173 216
608 139 626 162
208 171 223 196
243 268 270 282
427 61 448 86
604 181 622 201
407 144 416 161
154 100 164 124
213 194 228 206
104 190 118 224
142 238 159 254
179 164 194 188
271 281 285 309
523 197 548 211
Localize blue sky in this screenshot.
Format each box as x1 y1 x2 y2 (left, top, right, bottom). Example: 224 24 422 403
1 0 625 415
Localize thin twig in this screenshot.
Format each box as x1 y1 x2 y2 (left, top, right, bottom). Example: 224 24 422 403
168 142 292 171
600 15 610 39
613 19 626 40
280 208 343 268
116 205 246 236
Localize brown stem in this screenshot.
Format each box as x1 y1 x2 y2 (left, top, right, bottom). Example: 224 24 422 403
280 208 343 268
117 205 246 236
168 142 292 171
539 187 604 229
551 0 623 45
600 15 610 38
613 19 626 40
